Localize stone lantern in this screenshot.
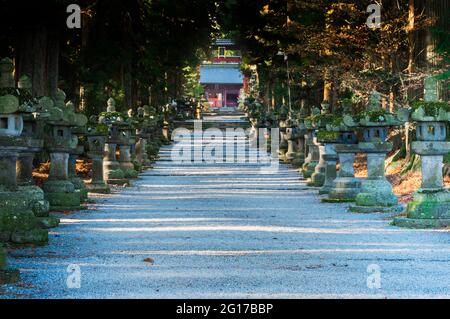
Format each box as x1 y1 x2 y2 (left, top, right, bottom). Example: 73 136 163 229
16 75 41 186
288 105 308 168
394 77 450 228
346 91 403 213
309 101 333 187
116 109 139 178
65 101 88 202
161 103 173 142
322 113 360 203
14 77 58 228
301 107 321 179
278 105 289 161
85 117 110 194
283 118 296 163
100 98 129 185
42 89 87 211
135 105 153 169
127 108 142 173
0 58 59 229
0 93 48 244
315 129 340 195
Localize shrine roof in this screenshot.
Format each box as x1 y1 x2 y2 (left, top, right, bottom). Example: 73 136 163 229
200 64 243 85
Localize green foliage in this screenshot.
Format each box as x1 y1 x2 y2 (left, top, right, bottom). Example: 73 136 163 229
305 113 334 127
444 152 450 164
95 123 109 134
330 116 344 127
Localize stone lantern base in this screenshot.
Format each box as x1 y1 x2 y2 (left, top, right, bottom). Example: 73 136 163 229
289 152 305 168
118 146 139 179
322 144 361 203
349 143 402 213
21 186 59 228
309 143 327 187
0 191 48 244
86 181 111 194
322 177 361 202
0 245 20 284
43 180 83 211
318 149 338 195
104 159 129 186
69 177 88 202
105 172 130 186
394 140 450 228
69 150 89 203
349 178 403 213
122 168 139 179
302 159 318 179
394 190 450 228
302 142 319 179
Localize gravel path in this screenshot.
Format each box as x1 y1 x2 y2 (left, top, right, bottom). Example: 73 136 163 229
1 115 449 299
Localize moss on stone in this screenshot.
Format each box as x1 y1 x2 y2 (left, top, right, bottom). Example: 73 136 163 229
37 216 60 229
0 245 6 269
123 168 139 179
108 169 125 179
0 268 20 284
411 101 450 117
10 228 48 244
45 191 82 211
321 198 355 203
393 216 450 229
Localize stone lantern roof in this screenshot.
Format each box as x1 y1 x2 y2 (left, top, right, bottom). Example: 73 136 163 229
343 91 403 128
43 89 87 128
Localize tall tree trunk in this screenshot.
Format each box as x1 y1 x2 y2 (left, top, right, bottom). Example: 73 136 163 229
122 62 133 109
323 70 332 104
16 26 49 97
79 11 91 112
47 30 60 99
31 26 48 97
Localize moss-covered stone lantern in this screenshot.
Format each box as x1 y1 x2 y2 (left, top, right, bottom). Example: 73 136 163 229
322 105 360 203
118 109 139 178
135 105 153 169
85 116 110 194
42 90 87 211
66 101 88 202
15 75 40 186
99 98 138 183
0 58 49 244
394 77 450 228
0 92 48 244
99 98 128 185
344 91 403 213
315 115 344 195
14 76 58 228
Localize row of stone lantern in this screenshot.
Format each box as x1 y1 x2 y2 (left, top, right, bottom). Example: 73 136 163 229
0 56 169 284
0 58 50 284
273 76 449 229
